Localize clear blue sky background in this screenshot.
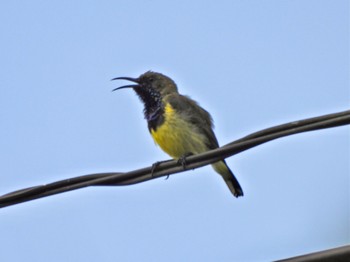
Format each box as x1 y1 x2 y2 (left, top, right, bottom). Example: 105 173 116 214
0 1 348 261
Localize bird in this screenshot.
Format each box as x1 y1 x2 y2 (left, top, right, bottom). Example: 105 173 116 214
112 71 243 198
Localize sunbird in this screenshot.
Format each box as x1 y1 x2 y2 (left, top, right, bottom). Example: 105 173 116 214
112 71 243 197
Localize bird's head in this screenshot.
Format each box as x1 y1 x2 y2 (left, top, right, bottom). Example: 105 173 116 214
112 71 178 120
112 71 178 98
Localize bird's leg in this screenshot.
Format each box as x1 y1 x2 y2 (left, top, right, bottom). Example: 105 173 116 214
151 153 193 179
177 153 193 170
151 159 173 179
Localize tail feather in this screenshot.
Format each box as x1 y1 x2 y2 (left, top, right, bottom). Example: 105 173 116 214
212 160 244 198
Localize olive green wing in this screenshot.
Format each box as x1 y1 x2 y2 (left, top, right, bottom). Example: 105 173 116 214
166 94 220 149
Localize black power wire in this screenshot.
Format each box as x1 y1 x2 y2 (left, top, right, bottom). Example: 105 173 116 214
0 109 349 208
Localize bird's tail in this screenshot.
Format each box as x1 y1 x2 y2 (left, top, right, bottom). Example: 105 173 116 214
212 160 244 198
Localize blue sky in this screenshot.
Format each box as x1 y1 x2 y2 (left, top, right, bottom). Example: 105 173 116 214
0 1 348 261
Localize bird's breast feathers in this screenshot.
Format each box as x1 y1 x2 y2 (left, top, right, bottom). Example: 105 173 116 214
150 103 208 158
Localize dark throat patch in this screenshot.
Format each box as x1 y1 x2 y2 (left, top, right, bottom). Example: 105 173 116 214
134 86 165 131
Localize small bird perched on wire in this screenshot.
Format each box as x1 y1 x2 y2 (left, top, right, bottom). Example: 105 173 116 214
112 71 243 198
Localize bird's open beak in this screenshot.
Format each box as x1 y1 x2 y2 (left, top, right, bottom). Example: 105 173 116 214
111 77 140 92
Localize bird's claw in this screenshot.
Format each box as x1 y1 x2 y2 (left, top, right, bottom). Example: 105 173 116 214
151 160 170 180
177 153 193 170
151 161 161 177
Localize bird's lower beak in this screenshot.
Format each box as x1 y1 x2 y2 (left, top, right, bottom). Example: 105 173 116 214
112 84 139 91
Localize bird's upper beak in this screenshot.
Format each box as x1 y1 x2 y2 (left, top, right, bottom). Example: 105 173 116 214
111 77 140 91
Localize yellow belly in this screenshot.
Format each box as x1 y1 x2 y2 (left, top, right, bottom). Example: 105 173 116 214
150 103 208 159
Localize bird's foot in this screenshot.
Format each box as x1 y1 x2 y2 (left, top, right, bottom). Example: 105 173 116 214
151 160 171 179
177 153 193 170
